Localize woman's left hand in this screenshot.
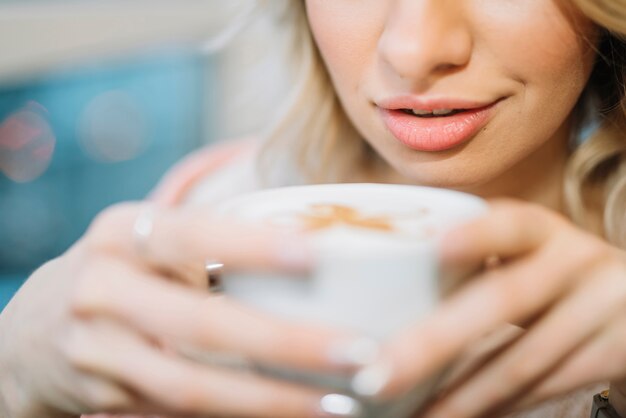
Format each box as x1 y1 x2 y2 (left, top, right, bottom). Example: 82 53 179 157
372 199 626 418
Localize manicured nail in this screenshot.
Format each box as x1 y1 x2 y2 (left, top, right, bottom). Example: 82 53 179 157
274 234 313 270
316 394 363 417
351 362 392 398
328 337 380 368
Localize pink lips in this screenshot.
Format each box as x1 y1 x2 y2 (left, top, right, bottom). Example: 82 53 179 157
377 98 498 152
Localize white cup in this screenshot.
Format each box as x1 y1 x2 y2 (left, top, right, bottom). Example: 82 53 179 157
215 184 488 417
217 183 487 339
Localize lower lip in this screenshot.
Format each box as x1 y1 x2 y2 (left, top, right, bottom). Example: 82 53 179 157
379 103 497 152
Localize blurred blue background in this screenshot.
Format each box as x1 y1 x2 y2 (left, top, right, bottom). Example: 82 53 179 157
0 51 214 309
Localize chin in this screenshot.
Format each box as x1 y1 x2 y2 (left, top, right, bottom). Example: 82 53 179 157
367 134 524 192
388 159 502 192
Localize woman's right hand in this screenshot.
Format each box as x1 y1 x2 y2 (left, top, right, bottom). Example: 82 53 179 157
0 203 364 418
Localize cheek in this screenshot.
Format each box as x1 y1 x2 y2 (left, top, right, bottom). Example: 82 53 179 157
305 1 384 96
478 1 597 97
485 8 597 161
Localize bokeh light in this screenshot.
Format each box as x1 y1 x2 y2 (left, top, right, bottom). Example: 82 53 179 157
77 90 149 163
0 101 56 183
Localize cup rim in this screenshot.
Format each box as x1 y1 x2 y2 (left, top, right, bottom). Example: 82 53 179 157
216 183 488 215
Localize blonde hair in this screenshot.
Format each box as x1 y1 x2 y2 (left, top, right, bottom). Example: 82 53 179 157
254 0 626 247
565 0 626 247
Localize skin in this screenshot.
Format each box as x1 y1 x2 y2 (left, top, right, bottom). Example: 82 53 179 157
305 0 626 417
306 0 598 210
2 2 625 418
0 204 359 418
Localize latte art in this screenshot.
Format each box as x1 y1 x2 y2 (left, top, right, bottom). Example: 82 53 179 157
265 203 432 238
299 204 395 232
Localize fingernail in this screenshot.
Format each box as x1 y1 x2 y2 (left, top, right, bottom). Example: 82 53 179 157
316 394 363 417
351 362 392 398
328 337 380 368
274 234 313 270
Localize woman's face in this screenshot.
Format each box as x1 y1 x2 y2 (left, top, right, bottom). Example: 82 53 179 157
305 0 599 194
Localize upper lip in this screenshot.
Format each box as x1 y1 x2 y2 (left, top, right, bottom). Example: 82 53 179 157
376 96 498 111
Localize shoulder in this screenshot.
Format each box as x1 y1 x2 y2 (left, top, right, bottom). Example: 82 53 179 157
149 137 260 206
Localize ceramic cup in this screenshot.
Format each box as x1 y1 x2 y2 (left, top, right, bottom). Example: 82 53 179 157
217 183 487 338
215 184 488 417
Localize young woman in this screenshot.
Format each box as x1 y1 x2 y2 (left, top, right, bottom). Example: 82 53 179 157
1 1 625 417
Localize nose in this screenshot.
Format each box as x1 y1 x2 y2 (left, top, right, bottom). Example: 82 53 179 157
379 0 473 87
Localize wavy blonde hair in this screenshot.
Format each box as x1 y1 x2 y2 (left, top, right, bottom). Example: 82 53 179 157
253 0 626 247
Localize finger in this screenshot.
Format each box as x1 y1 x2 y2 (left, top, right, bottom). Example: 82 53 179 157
376 237 601 397
72 257 356 374
439 200 561 265
510 333 613 412
66 319 333 418
507 382 607 418
512 274 626 409
86 203 312 286
53 371 138 416
421 262 625 418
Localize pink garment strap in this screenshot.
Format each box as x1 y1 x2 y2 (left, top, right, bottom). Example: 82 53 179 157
148 138 254 206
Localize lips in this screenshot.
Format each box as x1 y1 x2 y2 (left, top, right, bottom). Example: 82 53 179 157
377 98 499 152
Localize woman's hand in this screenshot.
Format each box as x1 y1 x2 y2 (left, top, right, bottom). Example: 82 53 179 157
368 200 626 418
0 203 364 418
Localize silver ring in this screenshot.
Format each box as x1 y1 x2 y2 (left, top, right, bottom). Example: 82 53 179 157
133 206 156 257
205 260 225 293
